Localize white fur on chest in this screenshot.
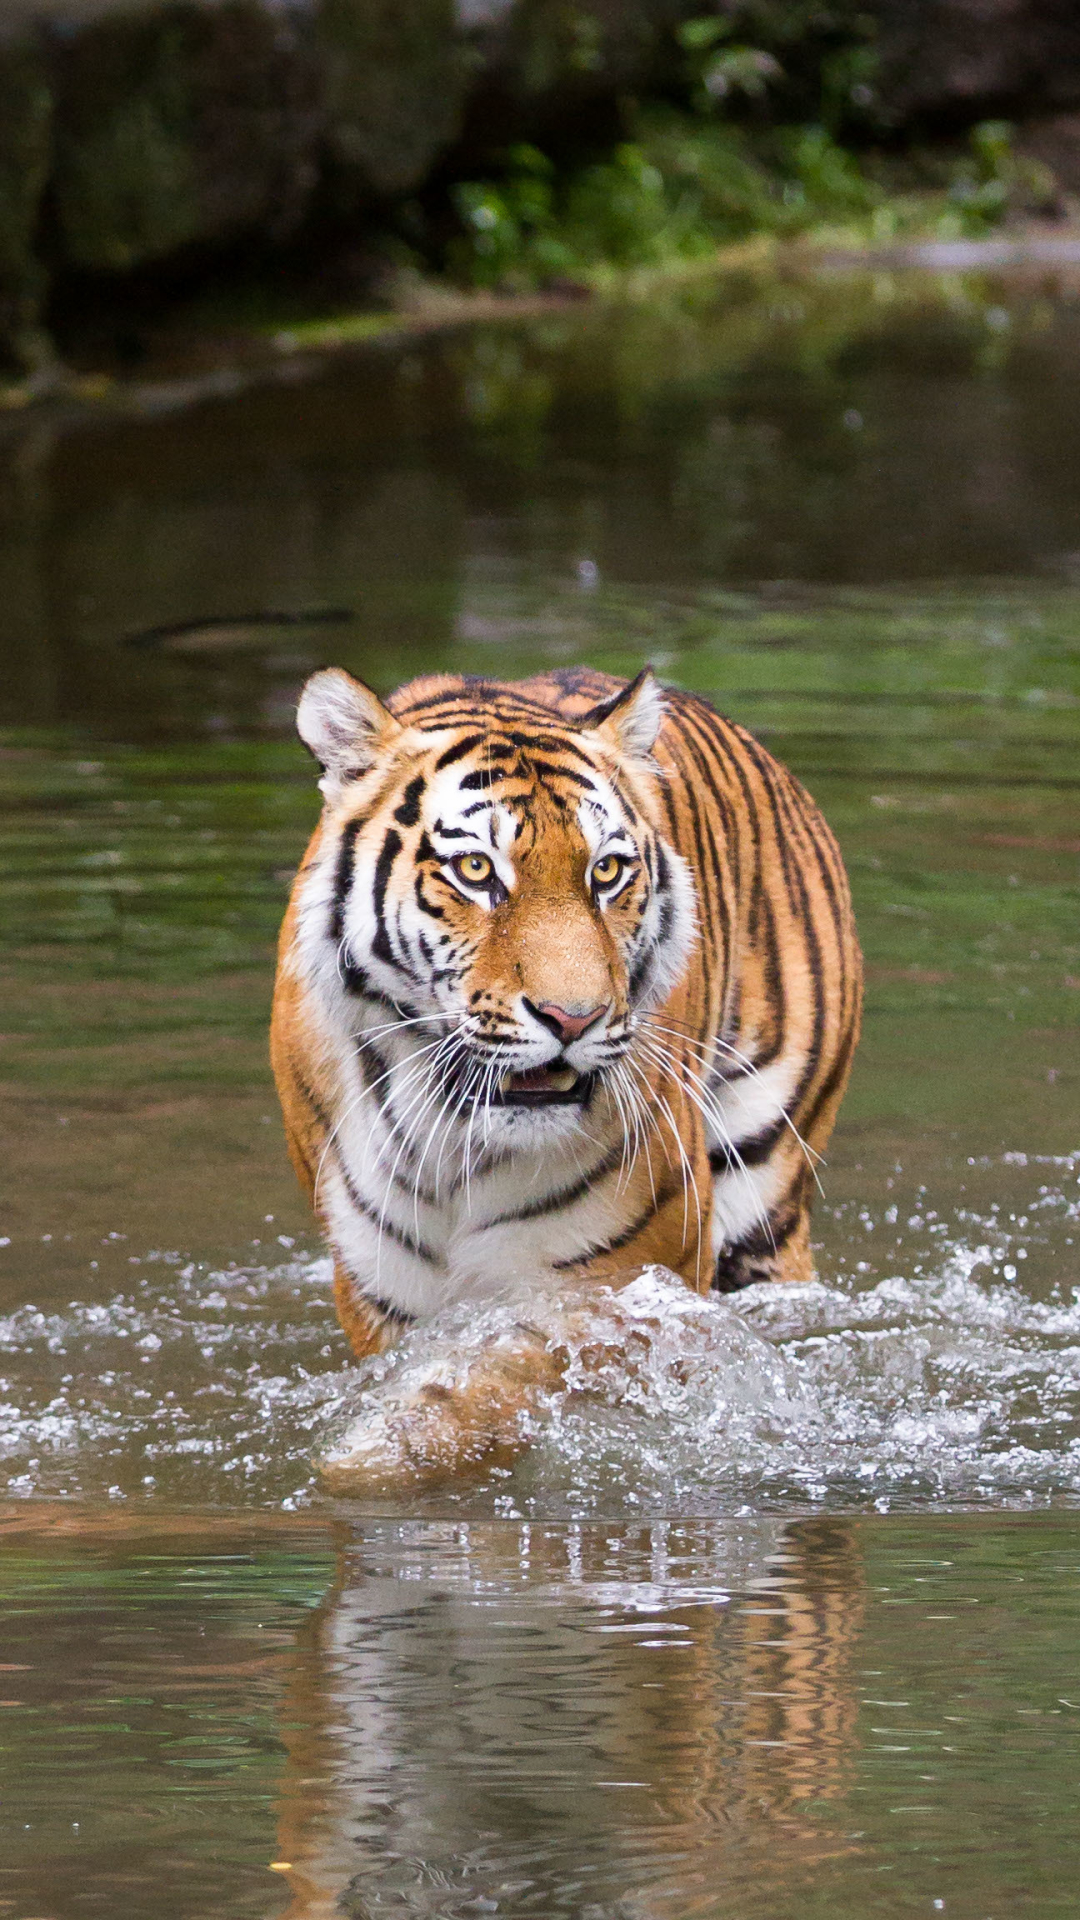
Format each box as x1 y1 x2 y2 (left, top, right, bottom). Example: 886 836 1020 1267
323 1067 624 1318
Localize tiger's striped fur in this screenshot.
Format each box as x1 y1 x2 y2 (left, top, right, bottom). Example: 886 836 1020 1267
271 664 862 1358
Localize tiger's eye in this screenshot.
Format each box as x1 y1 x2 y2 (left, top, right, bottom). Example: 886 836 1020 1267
453 852 494 885
592 854 623 887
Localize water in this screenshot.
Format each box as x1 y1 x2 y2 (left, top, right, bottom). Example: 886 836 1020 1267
2 1513 1078 1918
1 265 1079 1914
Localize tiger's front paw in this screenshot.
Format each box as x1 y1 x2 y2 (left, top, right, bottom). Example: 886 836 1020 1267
314 1268 674 1494
316 1319 566 1493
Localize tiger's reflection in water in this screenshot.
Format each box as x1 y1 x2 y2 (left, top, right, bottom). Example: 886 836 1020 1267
272 1518 865 1919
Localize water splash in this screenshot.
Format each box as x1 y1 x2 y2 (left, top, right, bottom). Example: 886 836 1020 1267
2 1164 1078 1514
511 1244 1080 1517
0 1253 344 1507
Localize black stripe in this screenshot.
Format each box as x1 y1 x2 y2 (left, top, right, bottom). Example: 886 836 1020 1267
664 740 713 1019
335 1154 446 1268
404 686 578 724
354 1038 392 1118
507 730 598 767
393 775 426 826
763 763 829 1112
607 774 638 826
731 727 828 1112
291 1060 434 1248
362 1291 416 1328
779 763 856 1035
397 682 498 715
711 1264 758 1295
799 1020 859 1143
675 712 738 887
370 827 402 967
690 699 762 912
668 723 731 962
629 841 675 1000
329 817 363 944
291 1063 335 1136
459 767 510 790
415 871 446 919
480 1142 626 1228
708 1112 786 1173
657 765 682 844
755 887 787 1064
711 884 785 1078
434 733 487 770
551 1172 684 1270
711 1192 802 1293
528 760 595 790
341 958 414 1015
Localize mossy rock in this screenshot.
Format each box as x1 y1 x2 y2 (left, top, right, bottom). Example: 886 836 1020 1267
317 0 470 201
48 0 320 274
0 27 53 369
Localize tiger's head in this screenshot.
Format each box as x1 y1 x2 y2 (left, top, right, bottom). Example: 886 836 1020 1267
289 668 695 1150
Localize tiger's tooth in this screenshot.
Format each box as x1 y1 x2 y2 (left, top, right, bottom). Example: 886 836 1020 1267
549 1067 578 1092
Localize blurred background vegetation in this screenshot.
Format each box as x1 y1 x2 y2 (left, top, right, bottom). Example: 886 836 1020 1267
3 0 1080 380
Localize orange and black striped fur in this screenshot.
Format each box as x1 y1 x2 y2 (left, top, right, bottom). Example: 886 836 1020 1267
271 665 862 1359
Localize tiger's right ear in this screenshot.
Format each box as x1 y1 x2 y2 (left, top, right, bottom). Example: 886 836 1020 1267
296 668 401 796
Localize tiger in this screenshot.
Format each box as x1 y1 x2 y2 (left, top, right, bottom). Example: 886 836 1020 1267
271 663 862 1362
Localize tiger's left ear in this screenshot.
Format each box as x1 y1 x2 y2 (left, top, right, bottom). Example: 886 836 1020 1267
296 667 402 797
581 667 665 762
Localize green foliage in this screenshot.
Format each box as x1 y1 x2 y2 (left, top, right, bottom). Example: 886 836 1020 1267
945 119 1057 230
449 116 883 288
451 145 576 289
676 15 782 111
676 4 883 130
448 106 1047 292
445 3 897 289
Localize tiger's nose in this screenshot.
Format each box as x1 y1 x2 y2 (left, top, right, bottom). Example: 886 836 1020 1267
526 998 608 1044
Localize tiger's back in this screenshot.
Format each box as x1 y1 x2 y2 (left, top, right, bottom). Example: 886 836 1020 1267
272 664 861 1356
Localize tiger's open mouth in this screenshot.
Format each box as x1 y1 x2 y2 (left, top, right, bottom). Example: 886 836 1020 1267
493 1065 592 1108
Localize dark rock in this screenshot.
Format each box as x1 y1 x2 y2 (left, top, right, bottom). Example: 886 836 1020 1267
454 0 687 155
870 1 1080 125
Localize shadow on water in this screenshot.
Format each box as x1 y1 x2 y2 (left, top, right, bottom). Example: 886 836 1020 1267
1 266 1079 1914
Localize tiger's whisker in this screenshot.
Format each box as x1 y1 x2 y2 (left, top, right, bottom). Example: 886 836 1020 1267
643 1016 827 1199
632 1032 776 1257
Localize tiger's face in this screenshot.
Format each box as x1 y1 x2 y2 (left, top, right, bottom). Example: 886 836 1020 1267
290 668 695 1150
